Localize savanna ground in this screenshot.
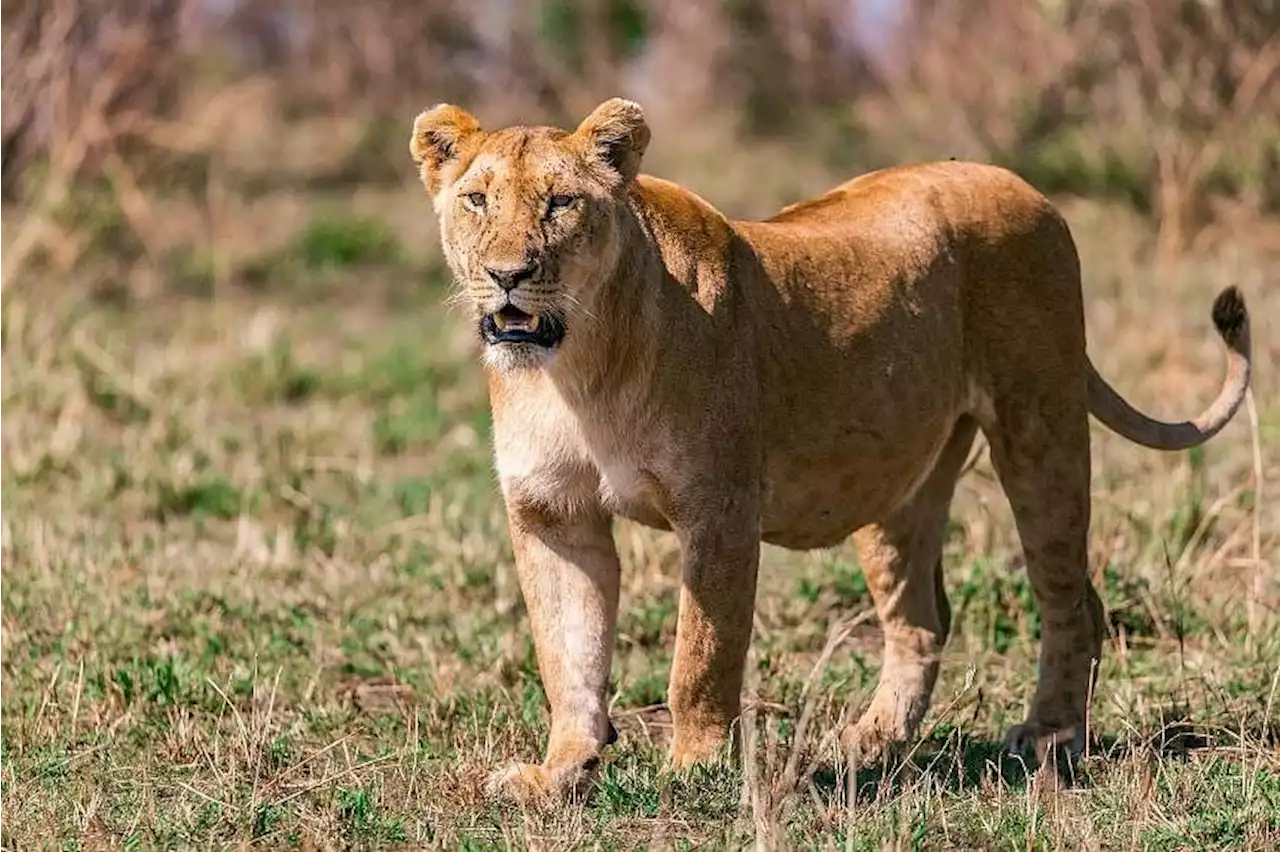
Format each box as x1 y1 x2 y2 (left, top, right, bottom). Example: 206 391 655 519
3 137 1279 850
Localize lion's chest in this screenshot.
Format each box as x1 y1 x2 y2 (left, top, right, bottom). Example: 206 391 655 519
491 386 666 527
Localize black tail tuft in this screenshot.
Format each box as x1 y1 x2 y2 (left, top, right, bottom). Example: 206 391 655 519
1211 286 1248 345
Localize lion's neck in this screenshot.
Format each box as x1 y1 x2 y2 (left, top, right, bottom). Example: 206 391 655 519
545 207 663 403
545 177 742 418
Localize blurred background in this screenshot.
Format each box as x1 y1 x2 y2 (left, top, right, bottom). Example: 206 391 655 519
3 0 1280 291
3 4 1279 846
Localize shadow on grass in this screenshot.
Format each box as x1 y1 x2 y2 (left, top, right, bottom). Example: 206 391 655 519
810 737 1036 802
808 720 1223 802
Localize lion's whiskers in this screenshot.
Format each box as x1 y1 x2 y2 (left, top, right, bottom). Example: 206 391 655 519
442 288 471 311
561 293 600 326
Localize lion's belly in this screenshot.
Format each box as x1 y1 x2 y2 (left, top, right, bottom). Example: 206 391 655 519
750 286 970 549
758 415 955 550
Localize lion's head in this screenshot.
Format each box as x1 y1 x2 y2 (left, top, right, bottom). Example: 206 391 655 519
411 98 650 370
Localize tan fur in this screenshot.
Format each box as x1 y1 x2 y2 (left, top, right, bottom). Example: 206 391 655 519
410 99 1253 803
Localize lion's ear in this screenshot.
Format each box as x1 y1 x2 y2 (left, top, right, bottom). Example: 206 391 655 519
410 104 483 197
575 98 650 187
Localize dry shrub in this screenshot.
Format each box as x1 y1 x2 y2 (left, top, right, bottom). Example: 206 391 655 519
873 0 1280 257
1 0 185 197
224 0 479 113
1 0 192 290
2 0 1276 293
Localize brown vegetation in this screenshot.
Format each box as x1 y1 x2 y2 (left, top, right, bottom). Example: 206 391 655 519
3 0 1278 288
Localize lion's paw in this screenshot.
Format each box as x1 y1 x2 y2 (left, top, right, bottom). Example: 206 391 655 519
486 760 595 806
1002 722 1084 766
839 717 909 769
486 762 559 805
669 725 732 771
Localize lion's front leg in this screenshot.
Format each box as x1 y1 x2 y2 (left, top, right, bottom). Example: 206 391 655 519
487 503 621 805
668 499 761 769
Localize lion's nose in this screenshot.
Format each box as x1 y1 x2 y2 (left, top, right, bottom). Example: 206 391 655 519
485 261 539 292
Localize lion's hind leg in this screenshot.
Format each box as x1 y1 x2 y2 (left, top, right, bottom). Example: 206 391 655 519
841 416 978 767
979 370 1105 769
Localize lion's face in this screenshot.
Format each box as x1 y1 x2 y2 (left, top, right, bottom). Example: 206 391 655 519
411 99 650 370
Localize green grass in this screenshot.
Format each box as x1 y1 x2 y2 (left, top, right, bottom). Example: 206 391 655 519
2 202 1279 850
293 214 402 270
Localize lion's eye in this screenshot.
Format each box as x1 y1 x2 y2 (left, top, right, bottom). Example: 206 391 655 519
464 192 487 211
547 194 577 215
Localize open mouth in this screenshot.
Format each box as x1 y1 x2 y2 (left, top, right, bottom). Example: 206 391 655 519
480 305 566 348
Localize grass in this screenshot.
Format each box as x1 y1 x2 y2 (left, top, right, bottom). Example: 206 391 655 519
2 189 1279 850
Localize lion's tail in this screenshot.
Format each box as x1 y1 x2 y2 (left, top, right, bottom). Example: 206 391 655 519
1087 286 1251 451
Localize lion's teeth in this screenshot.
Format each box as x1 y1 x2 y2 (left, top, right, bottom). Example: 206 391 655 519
527 314 540 331
493 313 508 330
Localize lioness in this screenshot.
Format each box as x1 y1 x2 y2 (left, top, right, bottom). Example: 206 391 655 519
409 98 1251 802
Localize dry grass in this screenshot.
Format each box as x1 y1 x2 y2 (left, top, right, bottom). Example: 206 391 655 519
2 140 1279 849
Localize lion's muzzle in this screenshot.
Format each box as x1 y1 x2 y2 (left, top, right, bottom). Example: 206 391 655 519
481 305 566 348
